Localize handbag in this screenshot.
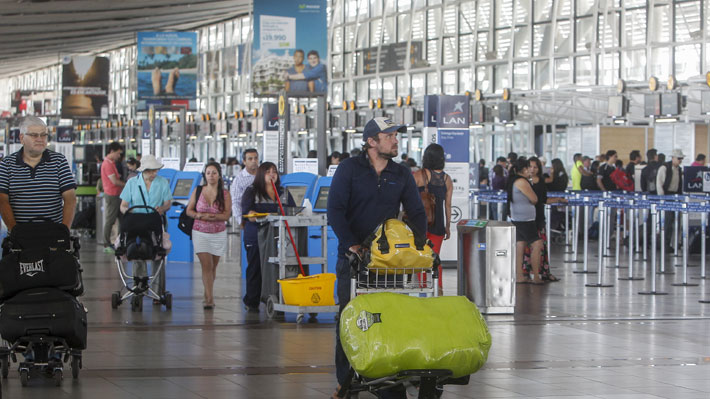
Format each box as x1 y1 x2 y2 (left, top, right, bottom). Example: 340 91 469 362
420 169 436 227
178 185 203 238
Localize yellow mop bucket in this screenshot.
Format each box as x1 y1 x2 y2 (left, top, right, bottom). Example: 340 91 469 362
278 273 336 306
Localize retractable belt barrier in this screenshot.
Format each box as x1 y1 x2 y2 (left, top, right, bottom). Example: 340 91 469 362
470 188 710 303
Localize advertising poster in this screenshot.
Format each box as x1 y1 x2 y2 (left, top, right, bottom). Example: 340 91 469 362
683 166 710 192
61 56 109 119
437 130 470 163
136 32 197 111
252 0 327 95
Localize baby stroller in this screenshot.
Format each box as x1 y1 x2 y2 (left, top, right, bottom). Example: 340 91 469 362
0 221 86 387
111 205 172 312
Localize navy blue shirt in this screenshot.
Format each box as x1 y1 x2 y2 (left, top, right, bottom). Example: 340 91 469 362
240 185 295 245
327 151 427 256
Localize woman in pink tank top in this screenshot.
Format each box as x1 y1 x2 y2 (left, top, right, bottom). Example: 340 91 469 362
186 162 232 309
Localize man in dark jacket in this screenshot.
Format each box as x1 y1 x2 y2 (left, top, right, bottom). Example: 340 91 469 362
641 148 659 194
327 117 426 399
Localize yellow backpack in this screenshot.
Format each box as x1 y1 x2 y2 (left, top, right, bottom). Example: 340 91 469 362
363 219 437 273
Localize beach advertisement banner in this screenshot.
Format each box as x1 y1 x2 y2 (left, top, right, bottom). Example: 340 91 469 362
252 0 327 95
61 56 109 119
136 32 197 111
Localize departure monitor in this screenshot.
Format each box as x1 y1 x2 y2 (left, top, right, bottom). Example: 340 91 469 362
286 186 307 206
314 186 330 210
661 93 681 116
173 179 194 198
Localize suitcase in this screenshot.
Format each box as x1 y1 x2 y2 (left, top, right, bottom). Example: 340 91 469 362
0 287 88 349
0 248 83 300
339 293 491 379
2 222 72 253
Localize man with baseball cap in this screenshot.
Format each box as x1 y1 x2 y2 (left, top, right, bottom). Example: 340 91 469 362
656 148 685 250
327 117 427 398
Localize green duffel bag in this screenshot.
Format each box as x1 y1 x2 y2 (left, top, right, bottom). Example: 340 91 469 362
340 292 492 379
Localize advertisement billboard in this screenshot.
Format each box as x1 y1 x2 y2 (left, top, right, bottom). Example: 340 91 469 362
252 0 327 95
136 32 197 111
61 56 109 119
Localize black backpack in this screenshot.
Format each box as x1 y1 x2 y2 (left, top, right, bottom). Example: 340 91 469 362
177 186 203 239
641 162 660 192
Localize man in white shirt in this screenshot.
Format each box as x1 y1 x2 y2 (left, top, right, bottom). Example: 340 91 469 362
656 149 684 250
230 149 259 225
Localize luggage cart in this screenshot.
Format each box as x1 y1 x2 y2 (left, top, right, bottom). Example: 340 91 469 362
264 214 339 323
341 252 470 398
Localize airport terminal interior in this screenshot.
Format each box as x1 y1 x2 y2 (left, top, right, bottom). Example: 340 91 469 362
0 0 709 398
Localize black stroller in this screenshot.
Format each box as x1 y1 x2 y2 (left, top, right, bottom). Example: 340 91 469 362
111 205 172 312
0 221 86 387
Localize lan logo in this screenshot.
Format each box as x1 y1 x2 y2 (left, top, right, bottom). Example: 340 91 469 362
311 293 321 304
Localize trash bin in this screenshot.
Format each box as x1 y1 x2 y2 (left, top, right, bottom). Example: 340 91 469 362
457 219 515 314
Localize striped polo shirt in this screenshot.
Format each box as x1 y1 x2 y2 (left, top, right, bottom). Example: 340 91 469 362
0 148 77 224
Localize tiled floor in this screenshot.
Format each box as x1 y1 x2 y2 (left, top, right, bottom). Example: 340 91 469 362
1 232 709 398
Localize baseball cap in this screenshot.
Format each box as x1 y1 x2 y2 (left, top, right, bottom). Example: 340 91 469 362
362 117 407 142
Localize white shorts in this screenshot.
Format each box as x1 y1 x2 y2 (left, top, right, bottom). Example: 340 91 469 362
192 229 227 257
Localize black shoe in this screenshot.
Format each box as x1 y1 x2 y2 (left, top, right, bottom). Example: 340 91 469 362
243 304 259 313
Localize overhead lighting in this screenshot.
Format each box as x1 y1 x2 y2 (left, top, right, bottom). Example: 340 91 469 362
406 126 415 131
254 133 262 137
189 135 197 139
613 118 627 125
470 124 484 129
298 130 308 135
655 117 678 123
504 122 516 127
220 134 228 139
575 88 593 92
130 138 136 142
345 129 357 133
205 135 213 139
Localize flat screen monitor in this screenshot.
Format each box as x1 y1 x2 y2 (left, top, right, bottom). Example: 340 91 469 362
499 102 514 122
644 94 661 116
702 91 710 115
314 186 330 210
286 186 307 206
607 95 626 117
661 93 681 116
173 179 194 198
73 146 85 163
472 103 486 123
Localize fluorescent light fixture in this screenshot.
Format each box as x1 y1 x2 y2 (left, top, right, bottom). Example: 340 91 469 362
130 138 136 142
504 122 516 127
255 133 262 137
613 118 626 125
205 135 213 139
655 117 678 123
406 126 415 131
88 141 94 144
298 130 308 135
220 134 228 139
471 124 484 129
189 135 197 139
345 129 357 133
576 87 593 92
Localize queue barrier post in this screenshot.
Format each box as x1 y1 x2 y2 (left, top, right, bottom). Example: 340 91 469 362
639 204 668 295
671 204 698 287
619 200 643 281
573 196 595 273
587 199 613 288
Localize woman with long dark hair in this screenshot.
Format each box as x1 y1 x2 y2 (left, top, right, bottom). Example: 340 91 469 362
240 162 295 312
545 158 569 192
523 157 563 282
186 161 232 309
413 144 453 292
506 158 544 284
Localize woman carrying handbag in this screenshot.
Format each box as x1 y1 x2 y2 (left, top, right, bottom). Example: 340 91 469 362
412 144 453 293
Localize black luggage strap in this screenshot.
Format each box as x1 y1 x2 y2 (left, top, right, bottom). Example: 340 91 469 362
376 222 390 254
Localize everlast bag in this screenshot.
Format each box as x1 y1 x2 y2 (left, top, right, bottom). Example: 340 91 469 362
177 186 203 238
362 219 436 273
0 249 83 300
0 287 88 349
340 293 492 379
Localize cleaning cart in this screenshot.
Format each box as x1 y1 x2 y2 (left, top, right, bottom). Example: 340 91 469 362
264 213 339 323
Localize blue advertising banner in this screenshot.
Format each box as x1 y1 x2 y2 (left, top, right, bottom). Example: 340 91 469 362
56 126 74 143
437 129 470 163
437 95 470 129
423 95 438 127
136 32 197 111
683 166 710 192
252 0 327 95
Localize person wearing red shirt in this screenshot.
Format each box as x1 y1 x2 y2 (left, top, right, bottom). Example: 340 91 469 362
101 142 125 252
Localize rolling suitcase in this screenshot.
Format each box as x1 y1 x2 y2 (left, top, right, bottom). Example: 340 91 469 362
0 249 83 300
0 287 88 349
340 293 491 379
